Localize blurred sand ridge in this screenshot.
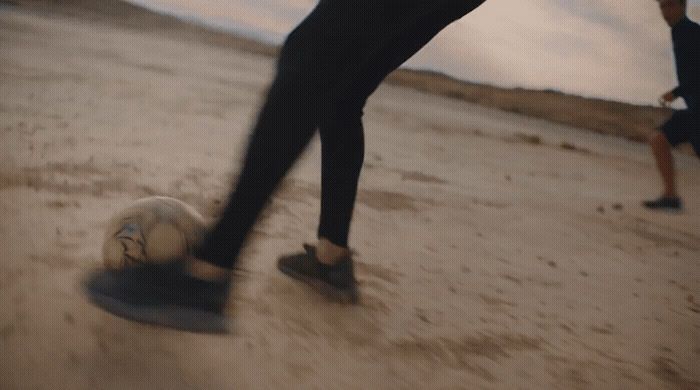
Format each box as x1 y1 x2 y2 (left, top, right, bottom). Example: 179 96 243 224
0 1 699 389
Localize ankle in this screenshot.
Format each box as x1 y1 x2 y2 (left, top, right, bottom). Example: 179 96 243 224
185 255 231 282
316 238 350 265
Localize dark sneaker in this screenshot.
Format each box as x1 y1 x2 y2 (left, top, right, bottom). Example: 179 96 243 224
83 260 231 333
642 196 682 211
277 244 359 304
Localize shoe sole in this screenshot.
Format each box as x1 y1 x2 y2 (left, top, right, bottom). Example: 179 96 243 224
644 206 683 213
277 263 359 304
84 284 229 334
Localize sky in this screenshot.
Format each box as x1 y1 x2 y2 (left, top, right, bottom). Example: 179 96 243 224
129 0 700 105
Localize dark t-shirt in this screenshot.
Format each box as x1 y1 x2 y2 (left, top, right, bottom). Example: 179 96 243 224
671 17 700 111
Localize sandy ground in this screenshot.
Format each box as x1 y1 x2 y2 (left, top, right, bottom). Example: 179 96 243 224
1 5 699 389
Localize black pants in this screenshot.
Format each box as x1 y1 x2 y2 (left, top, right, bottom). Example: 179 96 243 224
196 0 486 268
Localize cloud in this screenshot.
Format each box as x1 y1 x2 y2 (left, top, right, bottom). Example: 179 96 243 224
135 0 700 104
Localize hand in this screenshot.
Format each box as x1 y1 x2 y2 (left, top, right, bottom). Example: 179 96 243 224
658 91 676 107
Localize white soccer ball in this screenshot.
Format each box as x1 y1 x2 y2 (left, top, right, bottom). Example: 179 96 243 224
102 196 207 269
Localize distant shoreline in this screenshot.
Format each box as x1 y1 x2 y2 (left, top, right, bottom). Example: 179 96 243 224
11 0 675 144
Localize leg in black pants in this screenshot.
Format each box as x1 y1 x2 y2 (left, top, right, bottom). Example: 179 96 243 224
194 0 358 265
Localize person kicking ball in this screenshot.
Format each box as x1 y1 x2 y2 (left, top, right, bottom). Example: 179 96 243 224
84 0 488 332
645 0 699 211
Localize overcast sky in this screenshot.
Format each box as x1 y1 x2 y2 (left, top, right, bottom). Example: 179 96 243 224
132 0 700 105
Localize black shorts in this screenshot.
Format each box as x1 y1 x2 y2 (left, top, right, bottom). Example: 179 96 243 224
661 110 700 155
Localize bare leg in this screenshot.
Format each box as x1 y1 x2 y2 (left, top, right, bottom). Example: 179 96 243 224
649 131 678 197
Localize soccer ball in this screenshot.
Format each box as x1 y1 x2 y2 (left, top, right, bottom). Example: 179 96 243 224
102 196 207 269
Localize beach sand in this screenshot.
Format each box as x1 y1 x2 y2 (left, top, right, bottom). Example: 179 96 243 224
1 2 699 389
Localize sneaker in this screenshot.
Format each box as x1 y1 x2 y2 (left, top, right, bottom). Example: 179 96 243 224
83 260 231 333
642 196 682 211
277 244 359 304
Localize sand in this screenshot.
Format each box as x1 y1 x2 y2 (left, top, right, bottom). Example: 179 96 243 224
1 3 699 389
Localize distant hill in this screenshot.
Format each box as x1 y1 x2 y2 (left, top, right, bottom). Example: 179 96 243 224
386 68 669 143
